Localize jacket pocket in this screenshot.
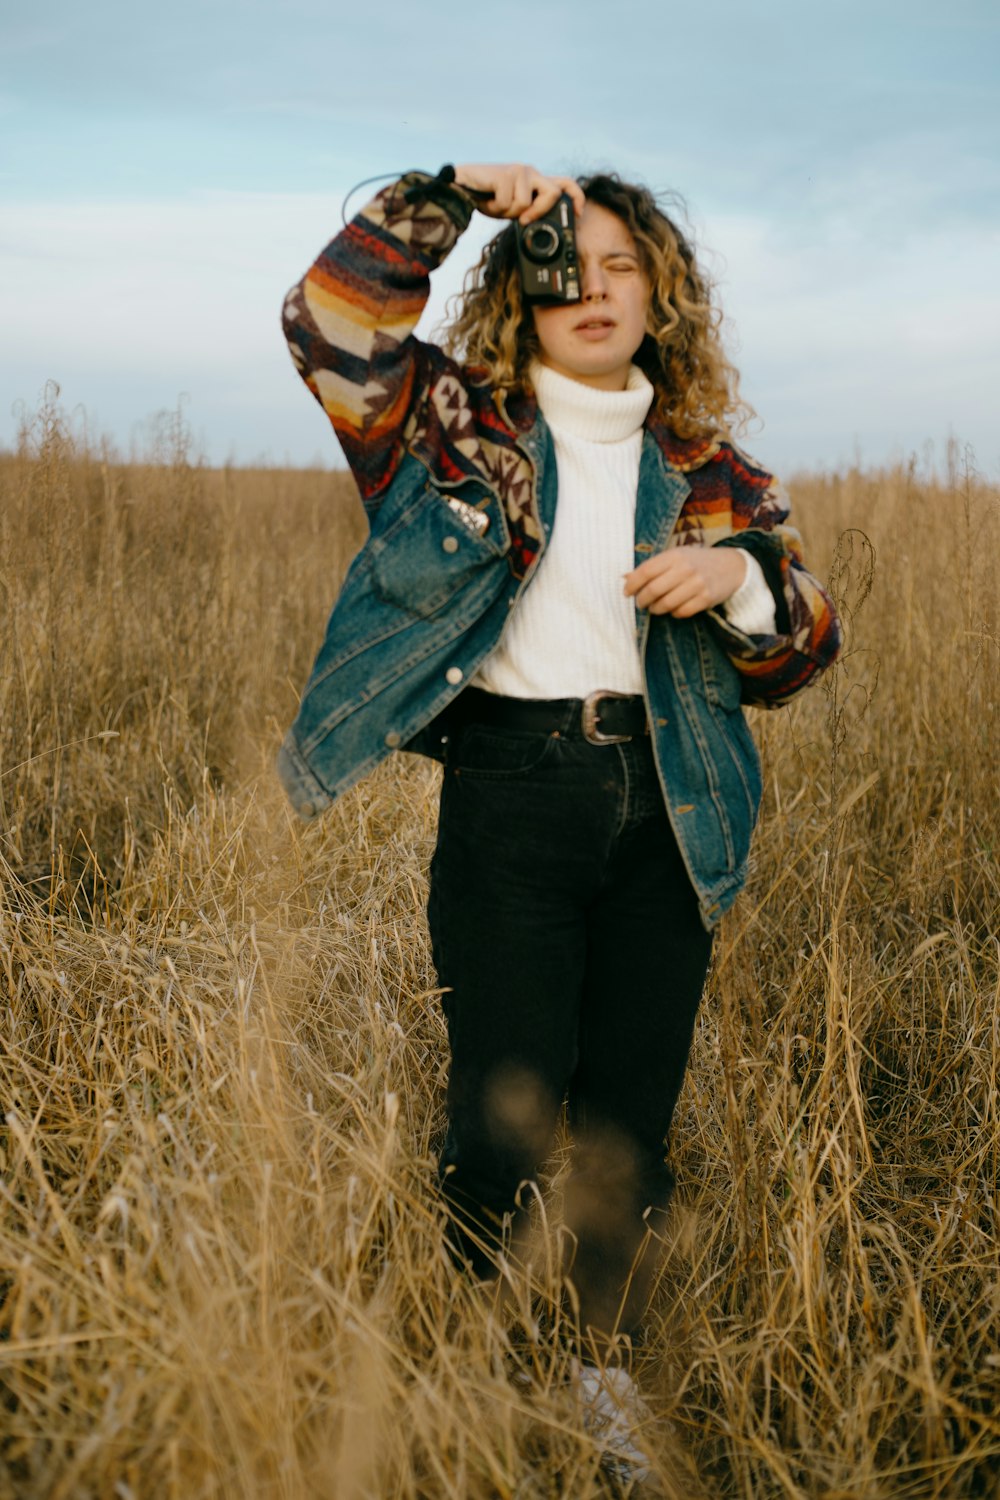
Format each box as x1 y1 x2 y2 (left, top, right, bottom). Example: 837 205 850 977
688 620 762 824
692 621 742 711
369 480 506 619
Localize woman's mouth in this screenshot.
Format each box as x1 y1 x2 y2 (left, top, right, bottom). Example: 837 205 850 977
574 318 616 339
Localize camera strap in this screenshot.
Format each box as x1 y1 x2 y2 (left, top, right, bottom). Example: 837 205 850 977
341 166 493 227
340 171 409 226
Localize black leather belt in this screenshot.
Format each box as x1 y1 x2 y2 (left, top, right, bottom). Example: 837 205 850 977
458 687 648 745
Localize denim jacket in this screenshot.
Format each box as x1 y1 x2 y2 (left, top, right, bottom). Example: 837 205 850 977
277 171 841 928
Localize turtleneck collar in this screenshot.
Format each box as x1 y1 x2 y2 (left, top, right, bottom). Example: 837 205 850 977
528 359 654 444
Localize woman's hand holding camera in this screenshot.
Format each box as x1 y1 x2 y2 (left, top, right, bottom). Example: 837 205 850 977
624 546 748 619
454 163 586 225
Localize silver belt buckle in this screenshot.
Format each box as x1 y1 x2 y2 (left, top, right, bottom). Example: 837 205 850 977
581 689 632 745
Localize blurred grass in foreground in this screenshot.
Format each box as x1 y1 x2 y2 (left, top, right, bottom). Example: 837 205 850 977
0 388 998 1498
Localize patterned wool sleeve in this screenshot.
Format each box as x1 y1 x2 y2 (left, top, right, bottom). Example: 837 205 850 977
281 170 476 506
706 447 842 707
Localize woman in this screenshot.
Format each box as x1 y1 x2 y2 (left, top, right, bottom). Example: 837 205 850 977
278 162 840 1473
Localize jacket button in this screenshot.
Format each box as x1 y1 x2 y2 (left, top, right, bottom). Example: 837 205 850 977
299 799 315 818
446 666 463 685
384 731 402 748
442 535 459 553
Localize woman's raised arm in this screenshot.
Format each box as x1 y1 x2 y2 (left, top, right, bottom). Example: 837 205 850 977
281 164 582 509
281 170 477 506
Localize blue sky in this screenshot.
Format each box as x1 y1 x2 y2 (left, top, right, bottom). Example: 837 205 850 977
3 0 998 474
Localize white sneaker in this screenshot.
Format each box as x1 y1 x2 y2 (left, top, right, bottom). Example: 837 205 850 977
572 1361 654 1489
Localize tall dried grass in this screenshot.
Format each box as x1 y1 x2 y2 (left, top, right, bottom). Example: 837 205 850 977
1 388 997 1498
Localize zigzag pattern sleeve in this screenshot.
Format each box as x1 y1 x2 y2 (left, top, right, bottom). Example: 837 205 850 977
707 448 843 707
281 171 475 504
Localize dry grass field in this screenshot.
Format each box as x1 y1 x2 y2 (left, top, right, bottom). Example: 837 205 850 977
1 389 998 1498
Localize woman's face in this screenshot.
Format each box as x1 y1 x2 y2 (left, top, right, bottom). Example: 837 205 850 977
532 201 650 391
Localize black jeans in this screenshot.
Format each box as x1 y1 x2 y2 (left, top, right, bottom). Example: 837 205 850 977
427 697 714 1347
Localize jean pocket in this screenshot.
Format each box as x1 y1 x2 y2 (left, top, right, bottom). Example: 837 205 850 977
452 724 559 780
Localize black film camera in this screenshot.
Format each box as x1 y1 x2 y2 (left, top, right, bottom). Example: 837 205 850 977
516 193 581 303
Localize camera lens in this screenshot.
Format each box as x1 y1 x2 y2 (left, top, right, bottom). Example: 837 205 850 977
521 222 561 262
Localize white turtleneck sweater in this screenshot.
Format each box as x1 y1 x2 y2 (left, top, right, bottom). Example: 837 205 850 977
472 360 776 700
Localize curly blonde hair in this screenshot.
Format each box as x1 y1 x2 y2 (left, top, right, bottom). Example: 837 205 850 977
442 174 753 441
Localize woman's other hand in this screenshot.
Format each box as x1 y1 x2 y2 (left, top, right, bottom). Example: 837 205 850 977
453 163 586 224
624 546 748 618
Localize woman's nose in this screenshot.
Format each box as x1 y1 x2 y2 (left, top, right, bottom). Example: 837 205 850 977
581 263 608 301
